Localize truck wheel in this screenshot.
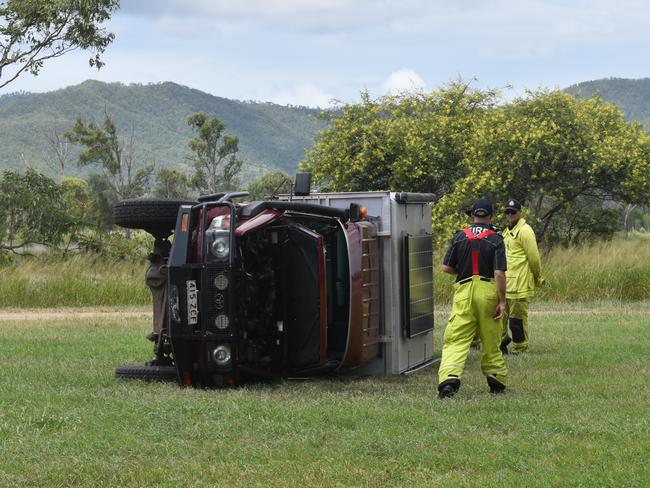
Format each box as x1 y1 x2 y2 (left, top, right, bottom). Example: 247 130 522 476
113 199 195 237
115 364 178 382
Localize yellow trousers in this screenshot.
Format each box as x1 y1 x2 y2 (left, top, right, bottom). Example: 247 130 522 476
438 277 508 386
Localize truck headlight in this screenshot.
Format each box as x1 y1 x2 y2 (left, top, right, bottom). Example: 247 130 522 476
210 236 229 258
212 344 231 366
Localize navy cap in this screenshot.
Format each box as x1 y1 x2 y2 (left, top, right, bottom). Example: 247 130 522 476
504 198 522 212
465 198 493 217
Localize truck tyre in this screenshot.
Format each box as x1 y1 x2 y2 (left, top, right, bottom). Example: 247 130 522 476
113 199 195 237
115 364 178 382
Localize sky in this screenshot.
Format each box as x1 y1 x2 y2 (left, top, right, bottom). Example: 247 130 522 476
1 0 649 107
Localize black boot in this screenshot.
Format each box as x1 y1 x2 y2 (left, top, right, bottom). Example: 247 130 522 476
487 376 506 394
438 378 461 399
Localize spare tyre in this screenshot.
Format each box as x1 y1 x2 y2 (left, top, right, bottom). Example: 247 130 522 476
115 364 178 382
113 198 195 238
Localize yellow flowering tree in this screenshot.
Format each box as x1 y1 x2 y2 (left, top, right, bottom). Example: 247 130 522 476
302 85 650 247
301 82 499 195
436 90 650 245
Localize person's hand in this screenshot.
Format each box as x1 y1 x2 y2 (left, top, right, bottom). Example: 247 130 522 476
536 276 546 288
493 301 506 320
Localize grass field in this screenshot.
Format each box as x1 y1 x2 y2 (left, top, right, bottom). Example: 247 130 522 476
435 233 650 304
0 255 149 308
1 303 649 487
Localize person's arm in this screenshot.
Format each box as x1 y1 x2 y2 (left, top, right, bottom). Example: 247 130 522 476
442 264 456 274
521 226 542 283
493 236 507 319
493 269 506 319
441 233 459 276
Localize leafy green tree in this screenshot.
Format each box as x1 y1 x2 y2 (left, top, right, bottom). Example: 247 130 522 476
301 83 498 194
187 112 243 194
60 177 95 248
154 168 191 199
0 0 119 89
0 169 88 251
247 171 293 200
434 90 650 246
303 85 650 247
86 173 116 230
65 113 154 200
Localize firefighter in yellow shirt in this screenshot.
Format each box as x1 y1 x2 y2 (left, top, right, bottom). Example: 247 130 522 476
501 199 544 354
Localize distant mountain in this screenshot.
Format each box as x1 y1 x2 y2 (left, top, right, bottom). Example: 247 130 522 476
564 77 650 129
0 80 326 181
3 78 648 185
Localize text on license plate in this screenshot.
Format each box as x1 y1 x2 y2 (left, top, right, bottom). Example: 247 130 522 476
186 280 198 325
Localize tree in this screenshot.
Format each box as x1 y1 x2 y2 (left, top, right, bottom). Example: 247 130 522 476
65 112 154 200
0 169 89 252
86 172 116 230
60 176 95 249
301 82 498 195
186 112 243 194
0 0 119 89
247 170 293 200
434 90 650 246
302 86 650 247
154 167 191 199
41 123 72 180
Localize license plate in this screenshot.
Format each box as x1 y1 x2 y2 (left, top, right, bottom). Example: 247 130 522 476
186 280 199 325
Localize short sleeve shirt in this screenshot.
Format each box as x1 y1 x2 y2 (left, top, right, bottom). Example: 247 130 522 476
443 224 507 282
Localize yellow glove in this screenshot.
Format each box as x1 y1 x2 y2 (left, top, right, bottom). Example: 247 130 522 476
536 276 546 288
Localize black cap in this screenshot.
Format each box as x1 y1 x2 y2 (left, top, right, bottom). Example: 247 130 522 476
504 198 522 212
465 198 493 217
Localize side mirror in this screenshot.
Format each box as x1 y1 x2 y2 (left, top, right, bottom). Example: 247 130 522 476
294 173 312 196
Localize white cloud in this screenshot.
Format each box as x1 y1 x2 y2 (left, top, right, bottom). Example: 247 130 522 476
382 69 426 95
121 0 431 35
269 84 335 108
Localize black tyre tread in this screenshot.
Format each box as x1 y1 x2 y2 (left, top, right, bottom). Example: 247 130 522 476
115 364 178 382
113 199 195 231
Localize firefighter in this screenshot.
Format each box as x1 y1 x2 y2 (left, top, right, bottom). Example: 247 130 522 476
438 198 508 398
500 199 544 354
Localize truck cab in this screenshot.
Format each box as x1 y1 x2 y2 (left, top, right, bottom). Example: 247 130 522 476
114 186 436 387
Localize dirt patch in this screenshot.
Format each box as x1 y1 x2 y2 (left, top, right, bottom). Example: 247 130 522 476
0 307 151 321
1 304 647 321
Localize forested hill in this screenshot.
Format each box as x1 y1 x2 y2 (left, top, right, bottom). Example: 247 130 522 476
3 78 649 182
565 77 650 129
0 80 326 179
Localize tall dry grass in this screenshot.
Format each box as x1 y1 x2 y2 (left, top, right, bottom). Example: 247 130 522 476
435 233 650 304
537 233 650 302
1 234 648 308
0 254 149 307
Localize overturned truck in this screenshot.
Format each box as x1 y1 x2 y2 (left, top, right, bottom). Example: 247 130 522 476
115 183 436 387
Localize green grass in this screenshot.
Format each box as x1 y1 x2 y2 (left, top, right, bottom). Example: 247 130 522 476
0 254 149 307
1 304 649 487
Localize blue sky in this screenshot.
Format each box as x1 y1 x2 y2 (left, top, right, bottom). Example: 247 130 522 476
2 0 648 106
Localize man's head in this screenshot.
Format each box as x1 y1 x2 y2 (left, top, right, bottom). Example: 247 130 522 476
466 197 493 223
504 198 522 225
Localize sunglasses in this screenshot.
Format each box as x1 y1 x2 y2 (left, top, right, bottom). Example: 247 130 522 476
504 209 518 215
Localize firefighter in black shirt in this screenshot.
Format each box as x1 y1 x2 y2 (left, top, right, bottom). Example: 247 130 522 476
438 198 508 398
